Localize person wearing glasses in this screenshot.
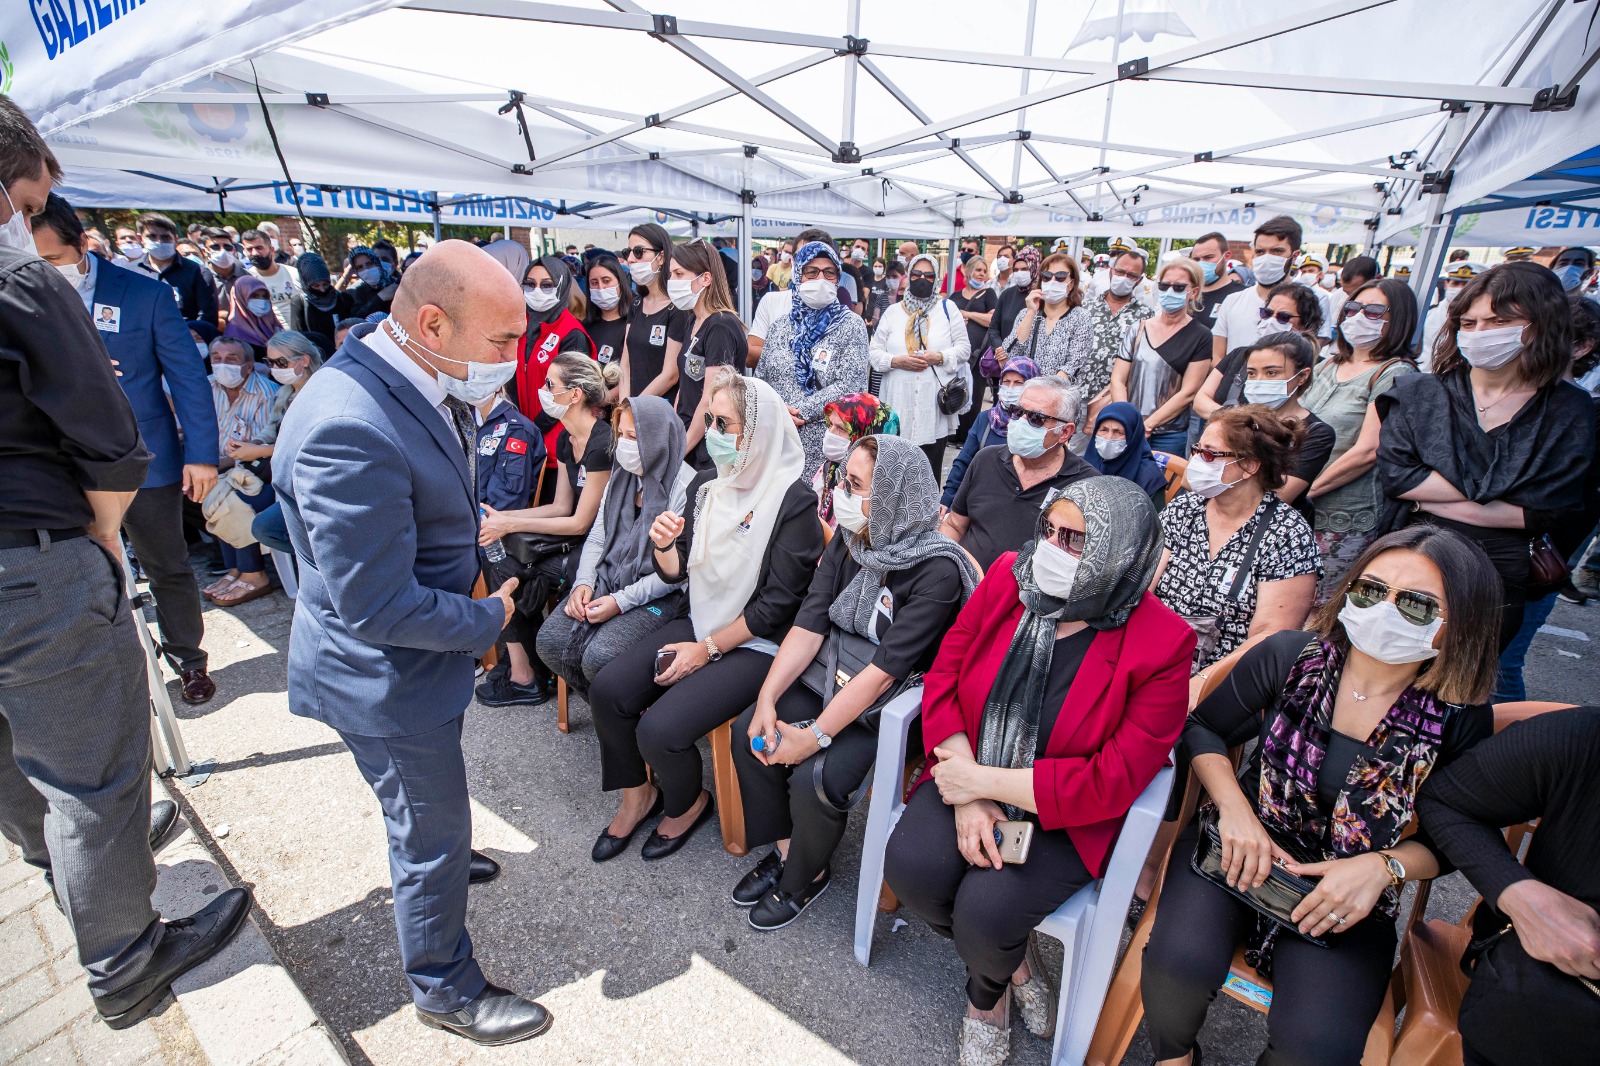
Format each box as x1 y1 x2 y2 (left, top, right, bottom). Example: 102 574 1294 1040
940 376 1095 573
1300 278 1419 601
1376 261 1595 653
814 392 899 527
748 227 843 367
1142 526 1499 1066
509 255 597 489
584 371 824 861
733 435 979 930
870 252 973 475
888 477 1194 1066
1152 406 1321 673
1192 281 1323 426
666 239 748 471
618 223 683 402
226 329 323 557
1005 252 1094 385
1109 257 1213 455
755 240 870 478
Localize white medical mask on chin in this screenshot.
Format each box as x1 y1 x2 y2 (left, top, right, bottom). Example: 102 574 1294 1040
524 287 560 313
1338 598 1442 665
1030 538 1080 600
389 321 518 406
212 364 246 388
1186 454 1245 498
1109 275 1138 298
1041 280 1071 304
1251 253 1288 285
1340 313 1385 350
0 184 35 254
590 286 620 311
666 277 701 311
831 485 870 534
628 260 659 286
270 365 302 385
1456 324 1526 370
1095 436 1128 460
798 278 837 310
821 430 852 462
614 437 644 475
997 384 1024 406
538 386 571 419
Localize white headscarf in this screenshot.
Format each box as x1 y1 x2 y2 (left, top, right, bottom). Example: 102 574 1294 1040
687 375 807 640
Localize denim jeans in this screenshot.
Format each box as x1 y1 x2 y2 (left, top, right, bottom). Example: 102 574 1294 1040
1493 592 1558 702
250 501 293 556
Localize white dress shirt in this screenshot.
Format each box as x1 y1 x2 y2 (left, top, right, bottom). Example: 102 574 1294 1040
364 322 455 433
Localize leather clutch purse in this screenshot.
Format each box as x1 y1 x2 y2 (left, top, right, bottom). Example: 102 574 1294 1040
1190 805 1329 948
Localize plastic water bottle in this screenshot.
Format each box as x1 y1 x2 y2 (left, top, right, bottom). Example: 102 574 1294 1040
751 733 780 755
481 507 506 563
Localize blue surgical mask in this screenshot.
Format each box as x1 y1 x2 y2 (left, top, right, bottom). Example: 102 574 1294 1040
1006 419 1051 459
1199 260 1218 285
1157 288 1189 313
1555 264 1587 291
359 266 382 287
704 427 742 469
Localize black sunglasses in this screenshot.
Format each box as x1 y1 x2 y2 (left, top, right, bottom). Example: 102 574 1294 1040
1002 403 1066 429
1342 301 1390 322
1156 281 1191 293
1258 307 1300 325
1347 576 1446 626
703 412 744 435
264 356 300 369
1040 520 1088 557
1039 270 1074 283
908 270 937 281
624 244 660 260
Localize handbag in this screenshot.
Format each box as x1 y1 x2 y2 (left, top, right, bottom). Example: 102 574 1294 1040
1528 533 1571 596
495 532 584 615
930 300 971 416
1190 805 1330 948
1461 921 1600 1001
1180 498 1280 667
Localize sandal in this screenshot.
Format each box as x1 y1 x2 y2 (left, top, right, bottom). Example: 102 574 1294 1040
210 578 273 607
203 573 239 597
960 986 1010 1066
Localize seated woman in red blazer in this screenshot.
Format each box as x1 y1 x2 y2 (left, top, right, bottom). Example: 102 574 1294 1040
885 475 1195 1066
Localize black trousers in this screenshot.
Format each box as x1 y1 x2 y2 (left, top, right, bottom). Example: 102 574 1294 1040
1141 822 1398 1066
1406 514 1526 652
953 349 991 444
585 617 775 818
919 441 947 481
1459 931 1600 1066
885 783 1091 1011
121 482 207 672
732 685 877 894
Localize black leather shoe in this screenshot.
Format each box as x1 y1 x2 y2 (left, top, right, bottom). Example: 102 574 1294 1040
415 982 553 1046
468 850 500 886
748 867 831 931
640 791 715 861
732 850 784 907
591 790 663 863
95 887 253 1029
149 800 180 852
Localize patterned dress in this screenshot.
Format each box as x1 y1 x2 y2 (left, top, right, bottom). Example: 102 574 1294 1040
1079 296 1154 401
756 309 871 479
1002 304 1093 380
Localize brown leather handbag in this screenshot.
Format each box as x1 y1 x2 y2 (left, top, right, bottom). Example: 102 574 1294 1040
1528 533 1570 596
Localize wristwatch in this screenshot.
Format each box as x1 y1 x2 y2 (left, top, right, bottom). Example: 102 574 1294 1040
810 722 833 749
1379 851 1407 890
704 636 723 663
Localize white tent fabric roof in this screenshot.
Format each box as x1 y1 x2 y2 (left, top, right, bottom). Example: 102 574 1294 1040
6 0 1598 250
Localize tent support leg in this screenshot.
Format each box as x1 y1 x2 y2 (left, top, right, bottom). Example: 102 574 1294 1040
1407 196 1456 347
432 206 442 243
739 157 754 326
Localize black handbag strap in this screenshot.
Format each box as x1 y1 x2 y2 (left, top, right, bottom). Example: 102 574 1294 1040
1228 497 1281 602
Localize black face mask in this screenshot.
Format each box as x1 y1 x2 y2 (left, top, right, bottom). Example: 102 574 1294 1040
908 278 934 300
249 254 274 271
308 290 339 311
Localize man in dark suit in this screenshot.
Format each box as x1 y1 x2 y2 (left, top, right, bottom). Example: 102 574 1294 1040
32 195 222 703
273 241 551 1045
126 212 218 328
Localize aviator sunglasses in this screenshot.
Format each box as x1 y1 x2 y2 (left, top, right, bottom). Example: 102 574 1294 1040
1346 576 1446 626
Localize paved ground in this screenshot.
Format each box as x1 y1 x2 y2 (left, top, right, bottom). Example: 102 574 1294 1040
91 558 1600 1065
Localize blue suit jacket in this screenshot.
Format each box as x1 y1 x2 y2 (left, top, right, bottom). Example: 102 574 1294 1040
92 259 219 488
271 325 504 738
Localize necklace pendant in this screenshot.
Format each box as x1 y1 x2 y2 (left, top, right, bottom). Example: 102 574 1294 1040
1350 690 1369 702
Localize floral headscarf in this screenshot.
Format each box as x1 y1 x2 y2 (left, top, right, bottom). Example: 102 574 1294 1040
816 393 899 524
786 241 849 393
986 355 1039 435
1012 245 1042 290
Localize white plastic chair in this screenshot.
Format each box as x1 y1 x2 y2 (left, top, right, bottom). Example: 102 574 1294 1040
852 688 1174 1066
269 548 298 600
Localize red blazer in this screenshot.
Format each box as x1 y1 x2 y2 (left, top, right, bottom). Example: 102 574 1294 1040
918 552 1196 878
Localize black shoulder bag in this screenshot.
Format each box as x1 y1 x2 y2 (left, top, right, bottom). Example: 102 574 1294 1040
932 301 970 415
1180 497 1280 666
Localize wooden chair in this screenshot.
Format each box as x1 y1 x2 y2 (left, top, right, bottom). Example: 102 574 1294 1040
472 574 499 672
1389 701 1576 1066
1149 451 1190 505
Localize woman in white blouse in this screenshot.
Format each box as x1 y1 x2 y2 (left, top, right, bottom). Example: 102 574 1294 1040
870 253 973 476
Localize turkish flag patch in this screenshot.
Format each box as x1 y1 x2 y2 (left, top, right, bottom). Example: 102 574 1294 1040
506 438 528 455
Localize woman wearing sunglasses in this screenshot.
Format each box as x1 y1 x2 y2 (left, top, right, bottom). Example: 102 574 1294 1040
869 252 973 475
1003 253 1093 385
755 241 870 479
1152 406 1321 673
584 370 824 861
618 223 684 402
885 477 1193 1066
1110 258 1213 456
733 435 980 930
1142 526 1499 1066
1376 261 1595 654
1299 278 1419 601
512 256 598 486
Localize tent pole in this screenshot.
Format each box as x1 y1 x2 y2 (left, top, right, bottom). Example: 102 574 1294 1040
740 155 755 325
948 201 962 295
1408 198 1457 347
432 205 442 243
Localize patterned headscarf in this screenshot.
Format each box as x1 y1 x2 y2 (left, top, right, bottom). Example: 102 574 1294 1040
985 356 1039 435
900 252 942 353
786 241 849 393
828 435 980 636
974 476 1163 816
817 393 900 524
1012 245 1042 289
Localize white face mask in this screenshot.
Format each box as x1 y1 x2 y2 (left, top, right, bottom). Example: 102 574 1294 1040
0 184 36 254
1251 253 1288 285
147 240 176 262
1456 324 1526 370
1293 272 1317 288
1339 312 1385 350
270 365 302 385
55 257 89 290
780 251 793 264
628 259 659 286
997 384 1024 407
1095 436 1128 460
614 436 644 476
1186 454 1244 498
666 277 701 311
1242 379 1292 408
539 386 571 419
195 341 210 359
1108 275 1138 298
524 286 560 313
389 320 518 406
821 430 852 462
831 484 870 533
992 256 1011 273
118 241 145 261
1338 598 1442 665
212 364 246 388
1443 285 1465 305
1318 273 1337 290
1030 538 1080 600
1009 269 1032 288
1041 280 1071 304
590 286 620 311
798 278 837 310
209 249 236 271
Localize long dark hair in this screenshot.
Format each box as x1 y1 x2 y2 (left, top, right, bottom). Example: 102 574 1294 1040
584 254 631 324
1430 262 1573 388
626 222 674 297
1310 525 1502 705
1263 281 1323 339
1331 278 1417 365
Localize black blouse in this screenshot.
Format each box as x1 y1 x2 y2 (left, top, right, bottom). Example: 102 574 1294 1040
1038 628 1098 759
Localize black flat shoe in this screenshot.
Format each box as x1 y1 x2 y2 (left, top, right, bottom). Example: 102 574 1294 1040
416 982 552 1046
640 791 715 861
468 850 501 885
748 867 831 931
149 799 180 852
591 790 664 863
95 887 253 1029
732 850 784 907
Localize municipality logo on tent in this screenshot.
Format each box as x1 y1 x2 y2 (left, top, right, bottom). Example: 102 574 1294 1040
0 42 14 96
